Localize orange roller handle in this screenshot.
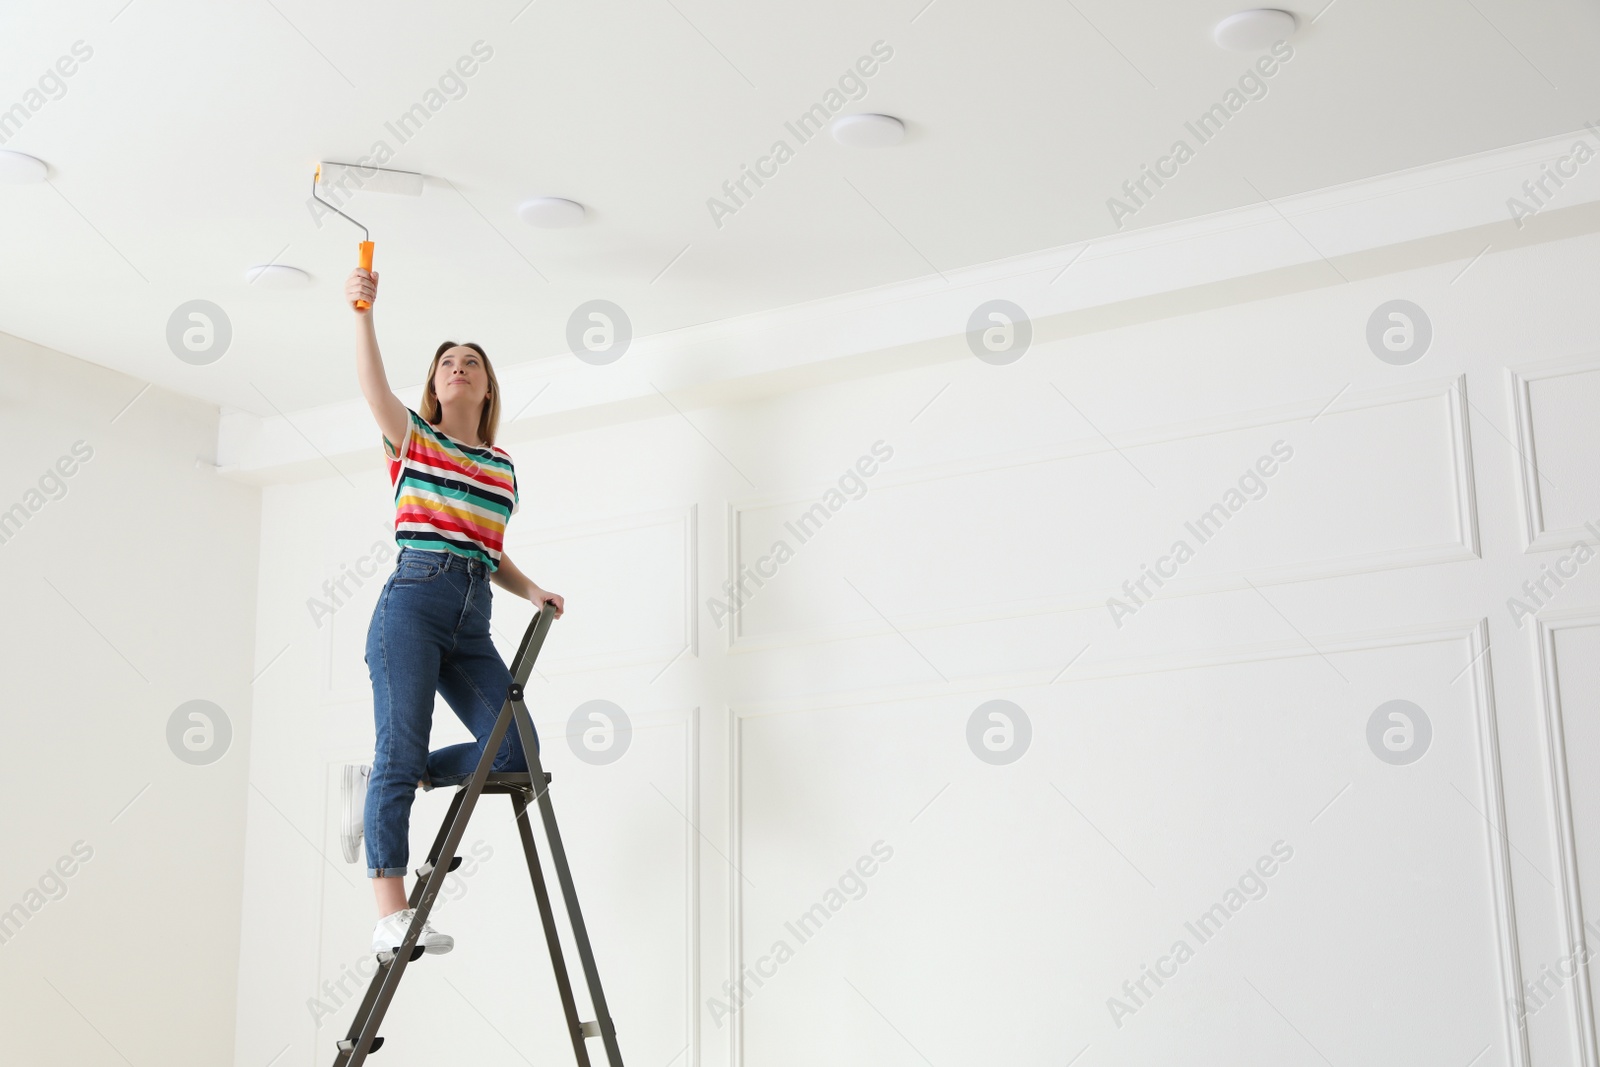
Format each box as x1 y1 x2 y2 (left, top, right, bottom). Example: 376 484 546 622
355 241 375 310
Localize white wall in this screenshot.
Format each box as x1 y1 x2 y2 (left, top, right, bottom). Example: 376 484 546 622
0 331 260 1065
230 211 1600 1067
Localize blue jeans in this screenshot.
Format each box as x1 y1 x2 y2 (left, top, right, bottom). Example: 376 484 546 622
363 546 534 878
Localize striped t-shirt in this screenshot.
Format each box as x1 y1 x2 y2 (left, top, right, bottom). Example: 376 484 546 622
382 408 519 571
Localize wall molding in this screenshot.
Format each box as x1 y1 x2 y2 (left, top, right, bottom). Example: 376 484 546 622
500 503 699 677
1533 609 1600 1067
1508 354 1600 553
683 704 703 1067
723 376 1479 655
727 706 743 1067
725 618 1528 1066
1465 617 1532 1067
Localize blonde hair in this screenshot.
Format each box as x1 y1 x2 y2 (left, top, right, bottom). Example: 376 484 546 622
418 341 502 448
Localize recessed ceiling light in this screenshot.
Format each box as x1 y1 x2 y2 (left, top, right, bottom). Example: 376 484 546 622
244 264 312 289
0 150 48 184
517 197 586 228
831 114 906 148
1213 8 1297 50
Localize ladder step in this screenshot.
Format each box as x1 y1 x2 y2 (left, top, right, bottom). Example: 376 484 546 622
374 945 425 965
415 855 463 878
579 1020 605 1038
337 1036 384 1053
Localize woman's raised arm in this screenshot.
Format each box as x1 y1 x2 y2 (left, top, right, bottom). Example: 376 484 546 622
346 266 408 451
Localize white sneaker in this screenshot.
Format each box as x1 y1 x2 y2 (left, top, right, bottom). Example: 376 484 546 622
372 907 454 955
340 763 370 864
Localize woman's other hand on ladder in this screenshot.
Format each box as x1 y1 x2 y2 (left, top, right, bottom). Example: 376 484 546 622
530 587 564 618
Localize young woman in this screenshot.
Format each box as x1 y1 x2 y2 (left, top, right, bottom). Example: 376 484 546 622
340 265 564 957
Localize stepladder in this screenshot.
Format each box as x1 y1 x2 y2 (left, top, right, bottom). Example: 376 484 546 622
332 601 624 1067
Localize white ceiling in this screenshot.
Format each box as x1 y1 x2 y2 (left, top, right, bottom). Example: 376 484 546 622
2 0 1598 417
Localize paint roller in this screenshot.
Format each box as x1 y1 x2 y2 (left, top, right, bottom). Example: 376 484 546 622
311 161 424 309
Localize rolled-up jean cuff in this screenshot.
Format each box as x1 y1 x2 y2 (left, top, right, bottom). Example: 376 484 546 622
369 866 409 879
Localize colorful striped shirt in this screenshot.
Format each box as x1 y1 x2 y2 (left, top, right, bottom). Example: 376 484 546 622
382 407 519 571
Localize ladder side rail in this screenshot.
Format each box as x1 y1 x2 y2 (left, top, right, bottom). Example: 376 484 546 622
511 788 594 1067
332 785 469 1065
334 705 509 1066
517 702 627 1067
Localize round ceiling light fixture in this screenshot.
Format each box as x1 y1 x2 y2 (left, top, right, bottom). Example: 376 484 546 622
517 197 586 228
1212 8 1298 50
0 150 48 184
830 114 906 148
244 263 312 289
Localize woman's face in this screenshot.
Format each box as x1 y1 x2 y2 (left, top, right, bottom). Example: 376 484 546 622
434 346 488 409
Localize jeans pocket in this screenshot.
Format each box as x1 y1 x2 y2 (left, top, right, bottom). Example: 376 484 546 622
395 554 447 584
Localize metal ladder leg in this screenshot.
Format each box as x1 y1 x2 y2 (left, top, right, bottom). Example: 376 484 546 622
513 697 626 1067
510 784 594 1067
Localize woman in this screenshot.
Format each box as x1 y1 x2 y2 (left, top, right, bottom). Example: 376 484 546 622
339 265 564 957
